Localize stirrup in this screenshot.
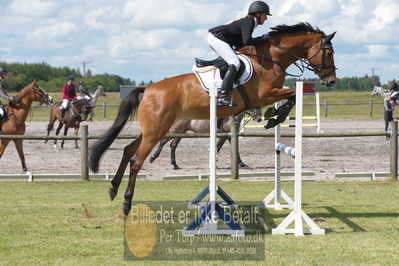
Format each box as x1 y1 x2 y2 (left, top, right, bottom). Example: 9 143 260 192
217 98 236 107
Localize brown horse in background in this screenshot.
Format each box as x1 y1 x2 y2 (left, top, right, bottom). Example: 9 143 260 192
45 99 90 148
90 23 337 215
0 80 53 172
149 108 262 170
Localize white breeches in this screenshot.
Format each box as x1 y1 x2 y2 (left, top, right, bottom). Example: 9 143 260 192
208 32 240 70
61 99 69 109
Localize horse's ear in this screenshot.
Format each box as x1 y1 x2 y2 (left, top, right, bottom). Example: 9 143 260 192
325 31 337 43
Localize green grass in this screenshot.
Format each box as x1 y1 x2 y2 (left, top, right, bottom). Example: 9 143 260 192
0 180 398 265
28 91 388 121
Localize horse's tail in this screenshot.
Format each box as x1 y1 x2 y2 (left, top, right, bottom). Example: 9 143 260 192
47 104 59 132
89 87 145 173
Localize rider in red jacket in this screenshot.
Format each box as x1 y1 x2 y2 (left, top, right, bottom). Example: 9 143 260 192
60 76 77 121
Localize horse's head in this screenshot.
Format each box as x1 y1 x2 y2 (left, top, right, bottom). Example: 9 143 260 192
256 23 337 87
306 31 337 87
371 86 383 96
19 80 53 105
72 99 91 120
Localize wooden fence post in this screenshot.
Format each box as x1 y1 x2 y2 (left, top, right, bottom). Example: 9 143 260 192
231 122 239 179
80 124 89 181
390 121 398 180
369 99 373 116
103 101 107 118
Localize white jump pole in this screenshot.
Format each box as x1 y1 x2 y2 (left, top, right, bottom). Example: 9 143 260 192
209 68 218 228
260 101 294 210
182 67 244 236
272 82 324 236
316 92 321 133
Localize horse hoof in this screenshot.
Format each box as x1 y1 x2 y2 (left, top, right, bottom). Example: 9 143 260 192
149 157 155 163
173 165 181 170
239 164 249 169
264 107 277 119
108 188 117 201
264 119 276 129
122 202 131 216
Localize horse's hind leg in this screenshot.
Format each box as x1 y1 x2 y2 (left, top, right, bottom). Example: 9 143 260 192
109 135 142 201
74 127 79 149
149 137 172 163
61 126 69 148
13 140 27 172
170 138 182 170
122 135 164 216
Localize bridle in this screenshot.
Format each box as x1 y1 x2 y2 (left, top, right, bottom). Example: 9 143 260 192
33 84 52 105
244 34 337 79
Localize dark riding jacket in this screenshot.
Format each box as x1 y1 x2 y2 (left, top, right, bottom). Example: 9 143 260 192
63 83 77 100
0 79 13 102
209 16 265 49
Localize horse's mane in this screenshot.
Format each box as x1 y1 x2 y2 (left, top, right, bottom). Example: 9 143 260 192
268 22 325 37
16 81 36 98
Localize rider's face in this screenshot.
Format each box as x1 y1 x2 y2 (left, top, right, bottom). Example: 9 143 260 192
258 13 267 25
0 73 8 79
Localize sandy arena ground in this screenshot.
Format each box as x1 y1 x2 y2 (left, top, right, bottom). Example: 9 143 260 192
0 119 391 180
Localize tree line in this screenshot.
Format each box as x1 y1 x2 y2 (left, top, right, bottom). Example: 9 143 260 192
0 61 395 93
284 75 396 91
0 62 136 92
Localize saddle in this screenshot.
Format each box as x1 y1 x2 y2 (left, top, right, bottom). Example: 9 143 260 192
194 56 246 82
192 53 253 92
0 104 8 123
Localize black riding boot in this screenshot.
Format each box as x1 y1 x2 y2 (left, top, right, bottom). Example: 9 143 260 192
218 65 237 106
60 108 66 122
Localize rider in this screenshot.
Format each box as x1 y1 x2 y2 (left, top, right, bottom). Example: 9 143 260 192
208 1 271 106
60 75 77 122
79 81 92 101
389 79 399 105
0 67 20 129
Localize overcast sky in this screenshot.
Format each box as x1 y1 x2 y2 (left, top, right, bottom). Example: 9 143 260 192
1 0 399 84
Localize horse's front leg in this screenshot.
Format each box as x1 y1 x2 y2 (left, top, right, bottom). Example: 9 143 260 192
263 87 296 119
61 126 69 148
74 127 79 149
54 122 63 148
13 140 28 172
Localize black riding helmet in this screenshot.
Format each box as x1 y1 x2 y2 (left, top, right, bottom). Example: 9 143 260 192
248 1 272 16
67 75 75 81
0 67 8 74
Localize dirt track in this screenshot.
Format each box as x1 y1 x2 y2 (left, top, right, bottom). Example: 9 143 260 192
0 119 390 180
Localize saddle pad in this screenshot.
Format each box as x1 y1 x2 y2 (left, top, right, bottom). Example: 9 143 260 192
193 53 253 92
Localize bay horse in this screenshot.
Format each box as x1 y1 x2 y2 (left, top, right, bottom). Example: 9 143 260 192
0 80 53 172
149 108 262 170
90 23 337 215
45 99 90 148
